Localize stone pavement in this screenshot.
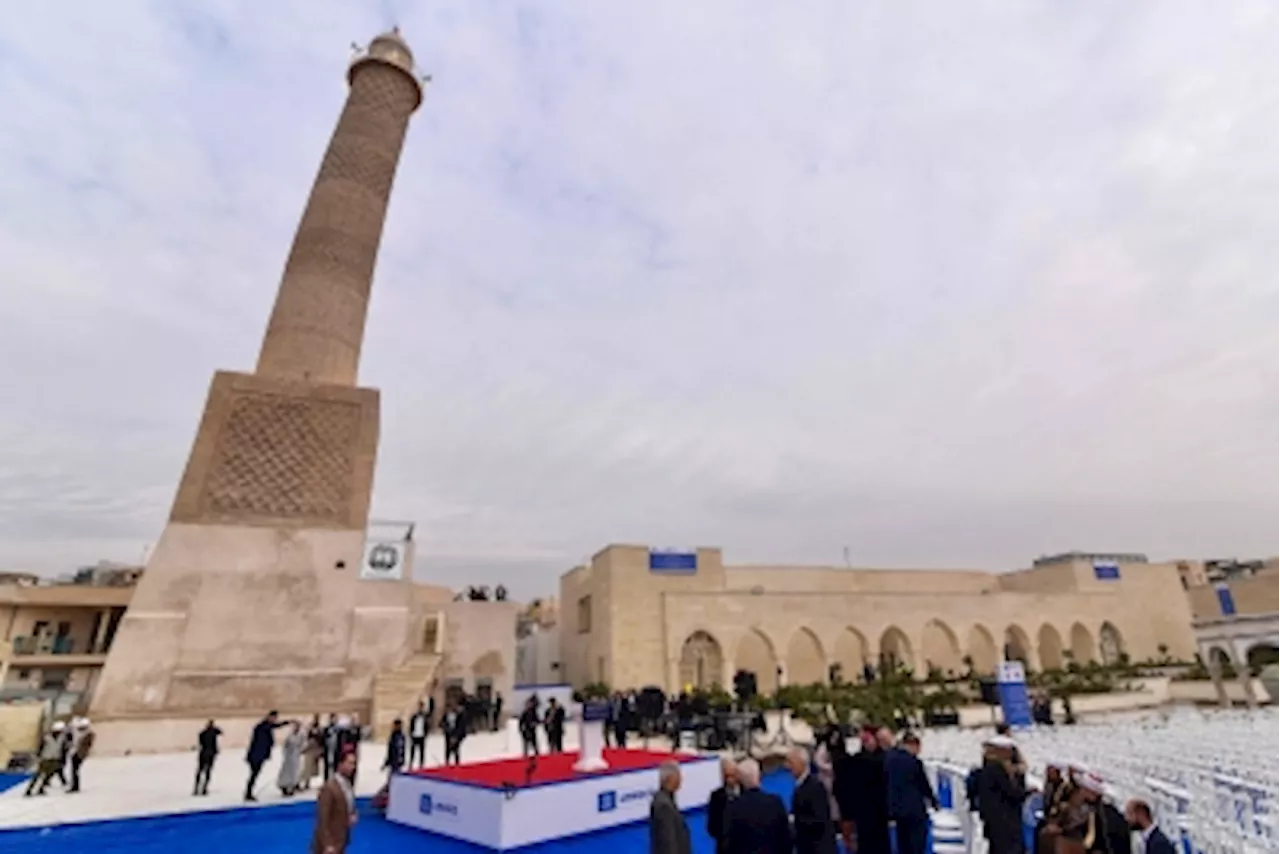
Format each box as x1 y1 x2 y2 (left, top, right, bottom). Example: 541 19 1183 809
0 729 520 830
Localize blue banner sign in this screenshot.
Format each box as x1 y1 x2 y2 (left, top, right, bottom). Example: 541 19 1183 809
582 700 611 722
649 550 697 573
1093 561 1121 581
997 661 1033 728
1215 583 1237 616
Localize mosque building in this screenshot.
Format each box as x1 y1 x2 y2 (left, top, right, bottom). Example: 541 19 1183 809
557 545 1204 694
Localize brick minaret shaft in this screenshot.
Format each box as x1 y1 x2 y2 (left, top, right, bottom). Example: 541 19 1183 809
256 29 423 387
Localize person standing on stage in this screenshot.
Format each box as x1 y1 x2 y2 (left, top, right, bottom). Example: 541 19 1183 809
544 698 566 753
519 697 541 756
443 700 467 765
408 700 430 768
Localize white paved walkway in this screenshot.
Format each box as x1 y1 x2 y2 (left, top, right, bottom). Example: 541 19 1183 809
0 729 531 830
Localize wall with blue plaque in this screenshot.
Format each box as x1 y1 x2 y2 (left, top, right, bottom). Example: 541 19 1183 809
1215 583 1237 616
996 661 1033 728
649 550 697 573
1092 561 1121 581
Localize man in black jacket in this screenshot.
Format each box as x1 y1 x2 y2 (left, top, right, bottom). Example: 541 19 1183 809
194 719 222 796
976 736 1026 854
442 700 467 765
724 758 791 854
519 697 541 756
706 757 740 854
788 747 838 854
408 699 431 768
544 698 566 753
244 710 288 802
383 718 407 779
837 727 890 854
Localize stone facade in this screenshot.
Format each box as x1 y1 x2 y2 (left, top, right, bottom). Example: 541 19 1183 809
559 545 1203 694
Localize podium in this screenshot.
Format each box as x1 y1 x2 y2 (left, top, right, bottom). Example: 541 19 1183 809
574 700 611 772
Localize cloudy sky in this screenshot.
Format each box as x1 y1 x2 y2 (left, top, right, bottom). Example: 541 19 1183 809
0 2 1275 598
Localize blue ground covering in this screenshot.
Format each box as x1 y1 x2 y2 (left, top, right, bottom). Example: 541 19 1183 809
1 771 806 853
0 772 32 795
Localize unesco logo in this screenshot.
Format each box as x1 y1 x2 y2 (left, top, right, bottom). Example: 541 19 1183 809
368 544 400 573
419 793 458 817
597 791 617 812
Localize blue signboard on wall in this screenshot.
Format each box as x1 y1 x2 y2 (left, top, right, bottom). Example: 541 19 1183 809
649 550 697 573
1214 583 1237 616
996 661 1033 728
1093 561 1121 581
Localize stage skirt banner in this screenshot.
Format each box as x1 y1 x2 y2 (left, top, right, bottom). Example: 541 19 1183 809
388 756 720 850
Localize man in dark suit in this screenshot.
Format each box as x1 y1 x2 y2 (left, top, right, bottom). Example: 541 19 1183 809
707 756 740 854
724 757 791 854
883 732 937 854
1125 799 1175 854
245 710 289 802
838 727 890 854
976 736 1027 854
442 700 467 765
545 698 567 752
788 747 838 854
650 761 692 854
408 700 431 768
519 697 541 756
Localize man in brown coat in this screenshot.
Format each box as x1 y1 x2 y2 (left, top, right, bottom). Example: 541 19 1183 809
312 751 358 854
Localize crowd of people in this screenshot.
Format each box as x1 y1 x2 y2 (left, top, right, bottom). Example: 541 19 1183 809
965 728 1176 854
22 717 95 797
655 725 939 854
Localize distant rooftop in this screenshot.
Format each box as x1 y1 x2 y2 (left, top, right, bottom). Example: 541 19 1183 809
1033 551 1149 568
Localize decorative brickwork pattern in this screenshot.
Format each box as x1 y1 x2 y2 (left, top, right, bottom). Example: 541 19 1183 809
201 394 362 522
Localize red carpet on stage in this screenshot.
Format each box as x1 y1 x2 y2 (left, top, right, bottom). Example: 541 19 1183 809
411 749 700 789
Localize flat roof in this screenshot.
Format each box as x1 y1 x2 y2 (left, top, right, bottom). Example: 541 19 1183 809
0 584 135 608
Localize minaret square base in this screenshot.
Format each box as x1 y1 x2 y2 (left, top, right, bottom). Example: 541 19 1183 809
91 371 415 723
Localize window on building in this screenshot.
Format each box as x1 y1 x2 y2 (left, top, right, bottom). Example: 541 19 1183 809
577 595 592 634
41 668 70 691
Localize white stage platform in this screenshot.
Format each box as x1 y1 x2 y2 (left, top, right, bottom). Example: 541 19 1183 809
386 749 719 850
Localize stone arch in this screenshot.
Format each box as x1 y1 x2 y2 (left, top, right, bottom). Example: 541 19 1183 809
1208 645 1234 667
472 650 504 680
879 626 914 673
1099 621 1125 665
1069 622 1096 664
832 627 869 683
1037 624 1064 671
735 628 779 695
1004 625 1032 666
921 619 963 675
1246 642 1279 671
965 624 999 675
678 630 725 691
785 628 827 686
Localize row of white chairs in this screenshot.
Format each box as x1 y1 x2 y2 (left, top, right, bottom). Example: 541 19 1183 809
920 707 1278 853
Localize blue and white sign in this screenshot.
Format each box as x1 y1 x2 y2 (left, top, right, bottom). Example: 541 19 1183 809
649 549 697 573
1092 561 1121 581
996 661 1033 728
1214 583 1237 616
419 792 459 817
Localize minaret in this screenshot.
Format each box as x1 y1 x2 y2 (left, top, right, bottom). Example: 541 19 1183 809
91 32 426 731
257 29 424 386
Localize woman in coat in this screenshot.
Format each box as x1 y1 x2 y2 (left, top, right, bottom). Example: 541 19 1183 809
277 721 305 796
